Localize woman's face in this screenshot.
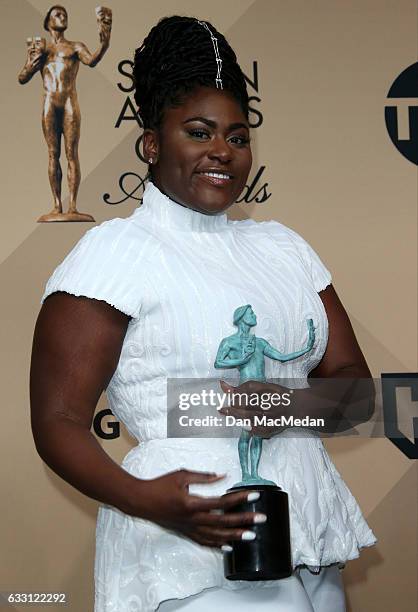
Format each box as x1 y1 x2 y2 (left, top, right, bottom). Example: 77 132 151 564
143 86 252 214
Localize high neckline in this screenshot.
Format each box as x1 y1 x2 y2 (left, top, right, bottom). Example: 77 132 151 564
136 180 229 233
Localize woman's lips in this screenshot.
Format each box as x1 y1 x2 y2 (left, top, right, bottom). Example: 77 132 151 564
195 172 233 187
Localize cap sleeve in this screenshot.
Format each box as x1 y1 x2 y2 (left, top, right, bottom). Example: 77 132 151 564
260 220 332 293
285 226 332 292
40 220 144 318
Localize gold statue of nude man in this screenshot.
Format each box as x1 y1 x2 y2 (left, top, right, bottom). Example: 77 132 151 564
18 5 112 222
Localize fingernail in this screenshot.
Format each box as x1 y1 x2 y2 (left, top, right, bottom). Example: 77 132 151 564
253 513 267 524
221 544 233 553
246 492 260 502
241 531 256 541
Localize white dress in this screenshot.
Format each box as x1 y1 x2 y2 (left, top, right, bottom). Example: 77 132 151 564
41 180 377 612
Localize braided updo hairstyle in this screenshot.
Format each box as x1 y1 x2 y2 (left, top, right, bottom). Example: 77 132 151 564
133 15 249 177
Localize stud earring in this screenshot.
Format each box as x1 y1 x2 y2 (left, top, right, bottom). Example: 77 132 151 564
148 158 153 164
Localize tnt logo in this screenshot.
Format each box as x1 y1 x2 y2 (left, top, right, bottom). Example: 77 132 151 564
382 373 418 459
384 62 418 165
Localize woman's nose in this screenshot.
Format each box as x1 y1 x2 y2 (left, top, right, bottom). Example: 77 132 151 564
207 136 232 162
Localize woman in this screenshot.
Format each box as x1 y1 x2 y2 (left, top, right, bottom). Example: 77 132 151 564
30 15 377 612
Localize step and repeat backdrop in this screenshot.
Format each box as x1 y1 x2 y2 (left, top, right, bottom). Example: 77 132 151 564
1 1 417 610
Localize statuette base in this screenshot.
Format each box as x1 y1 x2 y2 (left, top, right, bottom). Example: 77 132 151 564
37 210 96 223
223 484 292 581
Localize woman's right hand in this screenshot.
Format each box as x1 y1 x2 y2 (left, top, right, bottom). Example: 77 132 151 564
131 469 264 549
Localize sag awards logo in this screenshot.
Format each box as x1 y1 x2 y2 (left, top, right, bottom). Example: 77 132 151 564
384 61 418 165
103 59 271 205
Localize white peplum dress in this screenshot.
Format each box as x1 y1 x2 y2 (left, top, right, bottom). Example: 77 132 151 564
41 180 377 611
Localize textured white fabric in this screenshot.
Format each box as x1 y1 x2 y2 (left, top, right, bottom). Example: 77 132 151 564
41 180 376 612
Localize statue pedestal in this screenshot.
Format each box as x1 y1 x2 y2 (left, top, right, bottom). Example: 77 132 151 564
223 484 292 581
37 210 95 223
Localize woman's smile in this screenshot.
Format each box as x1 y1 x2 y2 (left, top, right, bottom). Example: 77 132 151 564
195 171 233 187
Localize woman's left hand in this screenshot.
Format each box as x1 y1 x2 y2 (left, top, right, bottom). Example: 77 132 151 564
218 379 291 438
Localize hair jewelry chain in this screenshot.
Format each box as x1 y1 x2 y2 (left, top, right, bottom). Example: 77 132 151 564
196 20 223 89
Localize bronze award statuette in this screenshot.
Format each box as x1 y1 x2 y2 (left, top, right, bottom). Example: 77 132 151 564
18 5 113 223
214 305 316 580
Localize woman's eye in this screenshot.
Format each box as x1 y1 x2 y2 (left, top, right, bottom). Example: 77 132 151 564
188 129 210 139
229 135 251 145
